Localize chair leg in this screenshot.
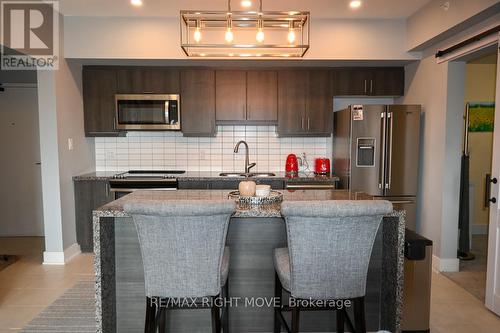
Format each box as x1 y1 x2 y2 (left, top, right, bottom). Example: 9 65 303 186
353 297 366 333
211 299 221 333
274 272 282 333
153 306 165 333
336 308 345 333
291 305 300 333
145 297 153 333
223 279 229 333
158 306 166 333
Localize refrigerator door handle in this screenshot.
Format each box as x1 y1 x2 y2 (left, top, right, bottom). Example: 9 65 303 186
386 111 394 189
379 112 386 189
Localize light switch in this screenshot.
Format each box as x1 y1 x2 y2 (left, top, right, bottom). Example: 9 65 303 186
68 138 74 151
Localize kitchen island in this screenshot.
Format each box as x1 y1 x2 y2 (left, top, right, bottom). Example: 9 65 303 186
93 189 404 333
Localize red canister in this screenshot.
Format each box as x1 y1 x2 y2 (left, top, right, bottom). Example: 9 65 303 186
314 158 331 175
285 154 299 174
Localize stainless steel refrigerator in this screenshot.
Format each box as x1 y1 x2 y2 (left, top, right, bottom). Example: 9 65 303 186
332 104 421 230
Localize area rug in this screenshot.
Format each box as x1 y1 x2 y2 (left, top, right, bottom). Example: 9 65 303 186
0 254 17 271
443 235 488 302
20 280 96 332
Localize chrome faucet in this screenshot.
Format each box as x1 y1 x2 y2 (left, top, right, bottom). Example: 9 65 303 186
234 140 256 174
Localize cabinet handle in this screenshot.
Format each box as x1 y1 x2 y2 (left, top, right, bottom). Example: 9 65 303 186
105 181 110 197
364 80 367 94
370 80 373 94
113 116 116 131
247 105 250 120
243 106 246 119
301 117 304 130
307 117 310 131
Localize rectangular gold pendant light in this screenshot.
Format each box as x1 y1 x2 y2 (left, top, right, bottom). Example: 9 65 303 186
180 0 310 58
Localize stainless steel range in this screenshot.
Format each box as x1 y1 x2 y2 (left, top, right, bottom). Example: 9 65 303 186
109 170 185 198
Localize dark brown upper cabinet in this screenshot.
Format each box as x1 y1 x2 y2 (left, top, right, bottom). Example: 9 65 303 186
277 70 307 135
306 70 333 135
277 70 333 137
82 67 122 137
246 71 278 122
116 68 180 94
370 67 404 96
216 70 278 123
332 67 404 96
180 69 216 137
216 70 247 121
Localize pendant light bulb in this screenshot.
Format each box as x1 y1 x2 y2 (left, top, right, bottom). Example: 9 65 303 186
256 29 264 43
287 21 295 44
225 28 234 43
225 13 234 43
256 14 264 43
193 20 202 43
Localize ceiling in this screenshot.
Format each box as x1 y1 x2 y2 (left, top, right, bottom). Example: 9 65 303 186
59 0 432 19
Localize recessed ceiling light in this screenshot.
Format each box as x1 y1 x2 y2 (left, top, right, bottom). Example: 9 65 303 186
241 0 252 8
349 0 362 9
131 0 143 7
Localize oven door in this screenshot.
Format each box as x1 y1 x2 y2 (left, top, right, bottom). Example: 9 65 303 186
115 94 180 130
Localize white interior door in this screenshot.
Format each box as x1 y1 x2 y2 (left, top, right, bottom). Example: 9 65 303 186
485 39 500 315
0 85 44 236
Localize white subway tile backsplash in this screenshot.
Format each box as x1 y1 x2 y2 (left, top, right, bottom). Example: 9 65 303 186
94 126 331 172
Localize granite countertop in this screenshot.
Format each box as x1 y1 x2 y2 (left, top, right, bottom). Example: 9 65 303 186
94 189 373 219
74 170 339 183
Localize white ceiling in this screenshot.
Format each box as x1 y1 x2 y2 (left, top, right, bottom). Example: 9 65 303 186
59 0 432 19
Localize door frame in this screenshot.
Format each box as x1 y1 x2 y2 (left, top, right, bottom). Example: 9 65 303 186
485 34 500 315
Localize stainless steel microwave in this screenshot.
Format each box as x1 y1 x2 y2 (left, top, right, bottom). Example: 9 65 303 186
115 94 181 130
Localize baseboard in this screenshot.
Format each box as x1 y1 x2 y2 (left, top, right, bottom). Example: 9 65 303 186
432 255 459 272
43 243 81 265
471 224 488 235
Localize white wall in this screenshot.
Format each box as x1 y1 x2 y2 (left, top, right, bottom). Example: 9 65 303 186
37 15 95 263
407 0 500 51
63 16 419 61
398 15 499 272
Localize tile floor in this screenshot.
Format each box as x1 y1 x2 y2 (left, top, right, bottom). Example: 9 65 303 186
0 237 499 332
0 237 93 332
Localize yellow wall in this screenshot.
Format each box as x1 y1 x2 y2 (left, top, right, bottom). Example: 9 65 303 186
465 53 497 227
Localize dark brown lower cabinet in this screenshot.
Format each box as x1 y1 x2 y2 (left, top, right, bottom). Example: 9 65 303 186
74 179 113 252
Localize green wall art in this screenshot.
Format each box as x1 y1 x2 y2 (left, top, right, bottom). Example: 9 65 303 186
468 103 495 132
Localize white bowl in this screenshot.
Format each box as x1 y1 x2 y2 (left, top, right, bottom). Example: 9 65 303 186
255 185 271 197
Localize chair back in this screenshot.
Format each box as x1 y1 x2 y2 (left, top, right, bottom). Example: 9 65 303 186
124 200 235 298
280 200 392 299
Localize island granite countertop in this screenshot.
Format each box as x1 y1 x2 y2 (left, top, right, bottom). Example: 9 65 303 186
94 189 374 218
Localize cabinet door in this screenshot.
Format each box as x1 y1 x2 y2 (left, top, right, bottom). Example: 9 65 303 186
180 69 216 136
369 67 404 96
74 180 113 252
247 71 278 122
117 68 180 93
332 68 369 96
216 70 247 121
277 70 307 136
82 68 119 136
306 70 333 135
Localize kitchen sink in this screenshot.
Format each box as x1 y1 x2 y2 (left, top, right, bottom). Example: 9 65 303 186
219 172 276 177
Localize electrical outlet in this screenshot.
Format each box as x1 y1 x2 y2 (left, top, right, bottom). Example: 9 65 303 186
68 138 74 151
200 149 206 160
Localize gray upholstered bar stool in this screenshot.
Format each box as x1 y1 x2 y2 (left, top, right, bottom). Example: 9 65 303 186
124 199 236 333
274 200 393 333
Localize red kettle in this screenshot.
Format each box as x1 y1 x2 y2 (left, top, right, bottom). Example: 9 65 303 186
285 154 299 174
